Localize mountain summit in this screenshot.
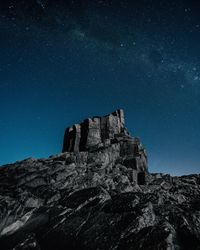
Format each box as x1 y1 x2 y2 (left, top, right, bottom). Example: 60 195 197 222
63 109 127 152
0 110 200 250
62 109 148 186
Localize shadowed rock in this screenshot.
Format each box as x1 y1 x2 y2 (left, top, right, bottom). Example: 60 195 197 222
0 110 199 250
62 109 148 183
62 109 126 152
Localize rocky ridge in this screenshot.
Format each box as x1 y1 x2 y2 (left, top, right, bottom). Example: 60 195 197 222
0 110 199 250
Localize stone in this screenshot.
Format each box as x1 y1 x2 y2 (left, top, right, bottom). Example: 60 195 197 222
62 109 127 152
0 109 199 250
62 109 148 184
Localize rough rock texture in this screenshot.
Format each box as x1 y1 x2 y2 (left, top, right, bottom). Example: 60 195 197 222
62 109 126 152
62 109 148 183
0 110 199 250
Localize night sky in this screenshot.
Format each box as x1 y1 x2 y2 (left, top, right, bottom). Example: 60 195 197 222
0 0 200 175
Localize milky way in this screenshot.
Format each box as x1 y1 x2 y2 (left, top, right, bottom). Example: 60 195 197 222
0 0 200 175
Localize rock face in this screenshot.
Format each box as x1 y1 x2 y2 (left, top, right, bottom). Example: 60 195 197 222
62 109 148 185
0 110 199 250
62 109 126 152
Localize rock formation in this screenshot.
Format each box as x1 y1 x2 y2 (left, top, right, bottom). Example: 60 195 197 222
62 109 148 185
0 110 199 250
62 109 126 152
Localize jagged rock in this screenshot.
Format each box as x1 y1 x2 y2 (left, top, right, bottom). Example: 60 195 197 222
62 109 126 152
62 109 148 185
0 110 199 250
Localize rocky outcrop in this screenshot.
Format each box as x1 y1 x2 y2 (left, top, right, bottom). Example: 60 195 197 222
62 109 148 184
0 110 199 250
62 109 126 152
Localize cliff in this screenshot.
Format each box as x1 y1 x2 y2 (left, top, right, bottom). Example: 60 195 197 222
62 109 126 152
62 109 148 185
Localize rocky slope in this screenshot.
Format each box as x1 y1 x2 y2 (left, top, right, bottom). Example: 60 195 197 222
0 110 200 250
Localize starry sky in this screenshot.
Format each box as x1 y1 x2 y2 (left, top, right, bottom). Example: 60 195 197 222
0 0 200 175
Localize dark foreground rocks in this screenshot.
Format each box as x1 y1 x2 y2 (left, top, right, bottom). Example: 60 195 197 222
0 110 199 250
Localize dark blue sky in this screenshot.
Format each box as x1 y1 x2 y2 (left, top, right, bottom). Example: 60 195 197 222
0 0 200 175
